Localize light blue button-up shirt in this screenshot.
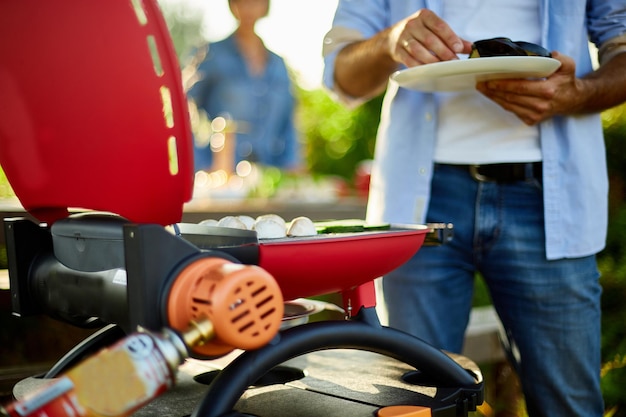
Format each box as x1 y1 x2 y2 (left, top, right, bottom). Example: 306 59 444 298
189 35 299 170
323 0 626 260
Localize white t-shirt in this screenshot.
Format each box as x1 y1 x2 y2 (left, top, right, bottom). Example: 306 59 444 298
434 0 543 164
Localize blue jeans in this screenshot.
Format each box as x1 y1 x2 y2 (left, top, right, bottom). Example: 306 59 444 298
382 164 604 417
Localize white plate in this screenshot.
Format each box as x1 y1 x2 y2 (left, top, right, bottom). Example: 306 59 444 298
391 56 561 92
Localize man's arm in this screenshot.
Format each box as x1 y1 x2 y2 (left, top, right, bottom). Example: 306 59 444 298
333 9 472 99
333 29 398 99
579 52 626 113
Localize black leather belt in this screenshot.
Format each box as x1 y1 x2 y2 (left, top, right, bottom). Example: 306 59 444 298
439 162 543 183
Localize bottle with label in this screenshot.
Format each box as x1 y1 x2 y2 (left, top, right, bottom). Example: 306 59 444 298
0 325 202 417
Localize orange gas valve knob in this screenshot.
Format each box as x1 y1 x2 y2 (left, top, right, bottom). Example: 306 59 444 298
166 257 284 357
377 405 432 417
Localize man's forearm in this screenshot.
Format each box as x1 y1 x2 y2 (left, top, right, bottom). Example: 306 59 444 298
334 27 399 99
579 52 626 114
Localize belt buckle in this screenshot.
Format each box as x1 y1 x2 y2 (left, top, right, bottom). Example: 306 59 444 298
469 165 493 182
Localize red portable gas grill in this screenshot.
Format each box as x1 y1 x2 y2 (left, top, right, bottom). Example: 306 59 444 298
0 1 483 416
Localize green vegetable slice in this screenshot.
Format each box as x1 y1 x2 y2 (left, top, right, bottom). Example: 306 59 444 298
315 219 391 234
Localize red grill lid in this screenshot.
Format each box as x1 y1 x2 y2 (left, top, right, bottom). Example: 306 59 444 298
0 0 193 225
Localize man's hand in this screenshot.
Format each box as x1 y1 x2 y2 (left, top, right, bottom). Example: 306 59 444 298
389 9 472 67
475 52 585 125
333 9 471 98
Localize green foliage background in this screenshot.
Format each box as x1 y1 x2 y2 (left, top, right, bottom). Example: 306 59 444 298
296 88 382 181
597 105 626 417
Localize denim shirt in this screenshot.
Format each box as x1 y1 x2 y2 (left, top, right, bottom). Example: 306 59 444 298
323 0 626 260
188 35 299 170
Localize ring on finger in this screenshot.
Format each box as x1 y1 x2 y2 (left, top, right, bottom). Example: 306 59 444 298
402 39 412 49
